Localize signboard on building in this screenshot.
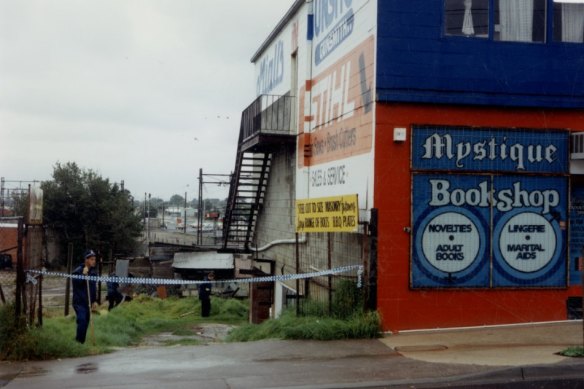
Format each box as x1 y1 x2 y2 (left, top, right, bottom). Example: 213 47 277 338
412 127 568 288
296 0 377 213
412 127 569 173
296 194 358 233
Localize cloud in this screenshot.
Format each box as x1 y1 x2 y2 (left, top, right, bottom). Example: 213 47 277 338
0 0 294 199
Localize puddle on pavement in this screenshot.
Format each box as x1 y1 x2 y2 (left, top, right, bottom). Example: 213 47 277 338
76 363 98 374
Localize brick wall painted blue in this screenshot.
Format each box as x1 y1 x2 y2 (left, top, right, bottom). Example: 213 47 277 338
376 0 584 108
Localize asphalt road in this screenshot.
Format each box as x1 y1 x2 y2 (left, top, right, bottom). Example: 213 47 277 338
1 338 583 389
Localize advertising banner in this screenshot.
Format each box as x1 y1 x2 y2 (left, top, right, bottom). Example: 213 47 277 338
296 194 359 233
299 36 374 168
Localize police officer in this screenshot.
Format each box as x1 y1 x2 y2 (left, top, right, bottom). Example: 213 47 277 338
106 273 124 311
198 271 214 317
72 249 97 343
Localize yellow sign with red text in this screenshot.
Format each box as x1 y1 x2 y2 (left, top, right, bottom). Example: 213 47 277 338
296 194 359 233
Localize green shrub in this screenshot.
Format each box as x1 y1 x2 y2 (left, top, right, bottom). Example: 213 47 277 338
0 304 26 359
0 305 89 360
332 279 364 319
297 280 364 319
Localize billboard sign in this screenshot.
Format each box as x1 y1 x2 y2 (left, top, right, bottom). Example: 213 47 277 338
296 194 359 233
412 127 569 288
295 0 376 214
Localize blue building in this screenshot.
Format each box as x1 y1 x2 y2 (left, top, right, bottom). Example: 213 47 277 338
222 0 584 331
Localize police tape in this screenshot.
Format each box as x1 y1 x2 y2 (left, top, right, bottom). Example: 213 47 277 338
27 265 364 288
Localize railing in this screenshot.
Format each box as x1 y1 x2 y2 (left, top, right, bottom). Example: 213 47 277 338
241 94 296 142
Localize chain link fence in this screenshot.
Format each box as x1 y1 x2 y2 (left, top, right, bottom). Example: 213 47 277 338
0 217 48 326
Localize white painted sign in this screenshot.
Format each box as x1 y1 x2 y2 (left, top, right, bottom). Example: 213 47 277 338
498 212 557 273
421 212 480 273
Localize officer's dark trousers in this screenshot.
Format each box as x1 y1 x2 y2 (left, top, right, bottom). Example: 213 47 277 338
201 298 211 317
107 291 123 311
73 304 90 343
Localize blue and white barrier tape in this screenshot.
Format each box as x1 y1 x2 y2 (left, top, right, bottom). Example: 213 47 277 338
27 265 364 287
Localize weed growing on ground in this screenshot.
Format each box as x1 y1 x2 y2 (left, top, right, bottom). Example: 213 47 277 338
559 346 584 357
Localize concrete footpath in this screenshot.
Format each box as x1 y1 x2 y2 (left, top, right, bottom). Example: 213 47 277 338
0 321 583 388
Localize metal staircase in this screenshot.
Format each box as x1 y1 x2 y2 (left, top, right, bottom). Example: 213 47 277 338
222 94 295 252
222 149 271 252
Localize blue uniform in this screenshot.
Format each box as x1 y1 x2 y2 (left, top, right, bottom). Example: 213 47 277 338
198 278 212 317
106 276 123 310
72 263 97 343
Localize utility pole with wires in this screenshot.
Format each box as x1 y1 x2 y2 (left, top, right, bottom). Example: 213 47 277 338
197 168 231 246
0 178 40 217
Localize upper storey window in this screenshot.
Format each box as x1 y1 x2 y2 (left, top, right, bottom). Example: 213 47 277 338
553 1 584 42
445 0 584 42
494 0 546 42
445 0 490 37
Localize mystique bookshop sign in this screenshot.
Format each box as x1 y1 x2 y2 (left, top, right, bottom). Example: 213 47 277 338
296 194 359 233
411 127 569 288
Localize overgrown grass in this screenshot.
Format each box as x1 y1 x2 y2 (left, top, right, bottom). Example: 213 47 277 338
227 280 381 342
559 346 584 357
226 310 381 342
0 280 380 359
0 296 248 361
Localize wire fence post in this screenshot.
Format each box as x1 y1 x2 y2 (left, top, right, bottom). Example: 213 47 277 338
295 232 300 317
15 218 24 321
368 209 378 311
327 232 332 316
64 242 73 316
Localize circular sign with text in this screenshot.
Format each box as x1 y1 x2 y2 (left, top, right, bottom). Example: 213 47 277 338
421 211 480 273
498 212 556 273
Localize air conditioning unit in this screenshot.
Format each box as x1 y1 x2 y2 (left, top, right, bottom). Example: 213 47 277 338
571 132 584 160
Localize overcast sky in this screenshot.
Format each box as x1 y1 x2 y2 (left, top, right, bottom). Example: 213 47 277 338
0 0 294 201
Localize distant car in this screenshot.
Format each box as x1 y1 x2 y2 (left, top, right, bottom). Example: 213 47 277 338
0 254 13 270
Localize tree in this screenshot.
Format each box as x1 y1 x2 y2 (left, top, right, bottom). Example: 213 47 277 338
10 190 28 217
42 162 143 264
169 194 185 206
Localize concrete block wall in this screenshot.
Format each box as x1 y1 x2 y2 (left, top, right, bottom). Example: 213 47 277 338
254 146 367 303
